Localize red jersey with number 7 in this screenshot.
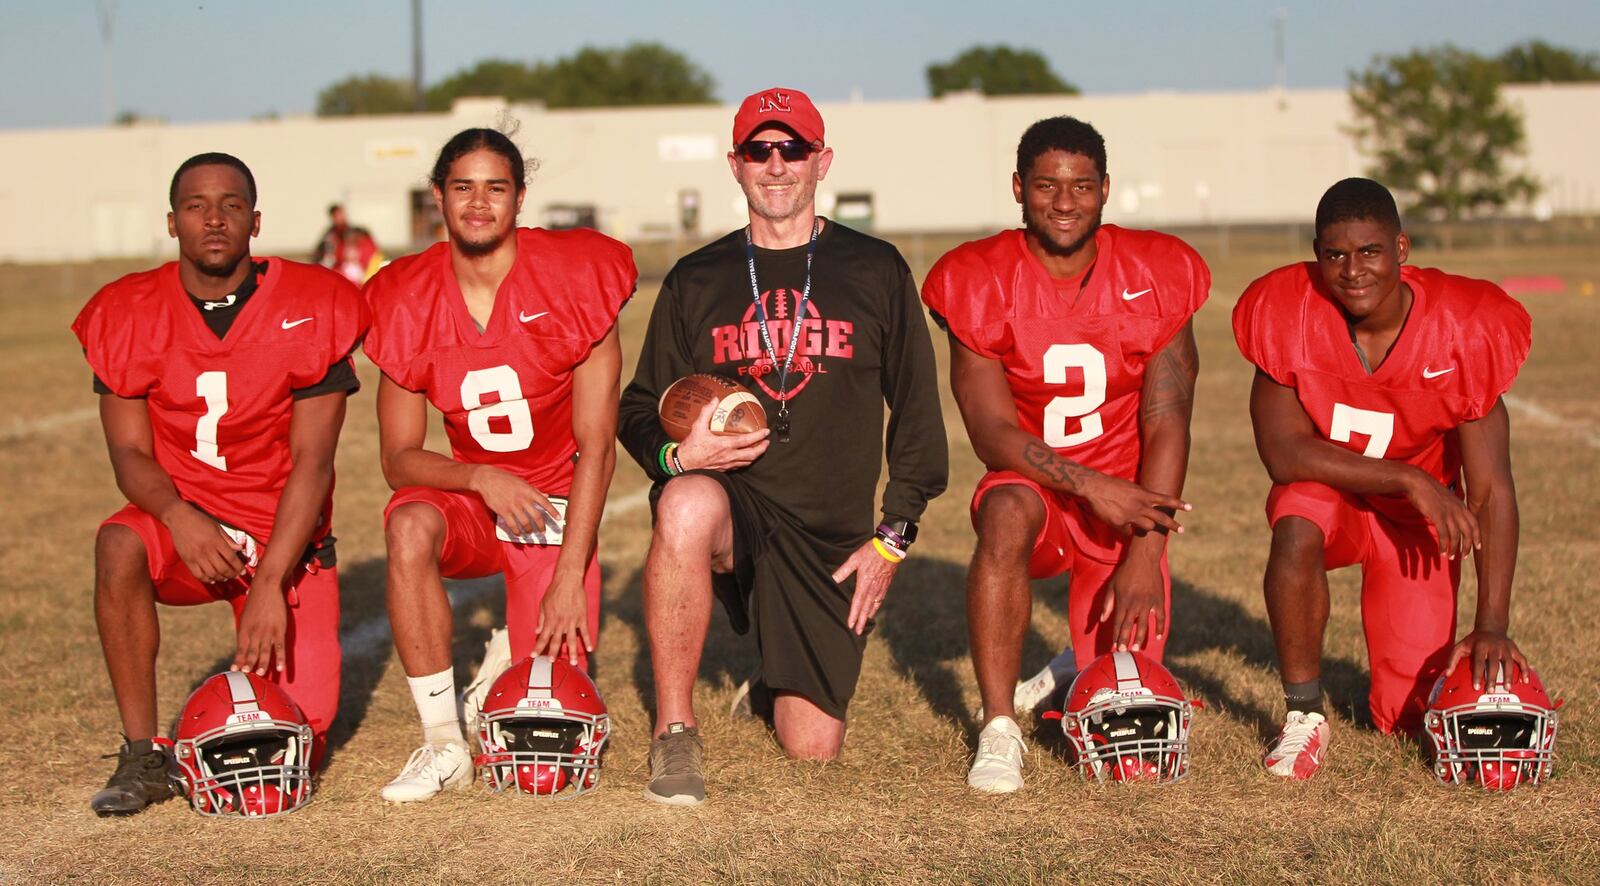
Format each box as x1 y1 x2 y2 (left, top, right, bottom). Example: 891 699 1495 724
1233 262 1531 516
362 227 636 494
72 259 367 542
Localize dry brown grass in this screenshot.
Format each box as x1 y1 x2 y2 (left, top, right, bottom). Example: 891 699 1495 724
1 238 1596 884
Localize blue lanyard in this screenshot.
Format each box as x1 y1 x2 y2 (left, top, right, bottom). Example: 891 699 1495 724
741 218 820 441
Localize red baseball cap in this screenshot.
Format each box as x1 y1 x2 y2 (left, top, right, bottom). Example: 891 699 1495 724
732 87 825 147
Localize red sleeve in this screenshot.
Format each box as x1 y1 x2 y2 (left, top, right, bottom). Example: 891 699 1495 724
360 255 425 391
921 239 1012 360
1455 278 1532 421
71 270 163 398
1232 264 1308 387
559 229 637 362
1145 232 1211 350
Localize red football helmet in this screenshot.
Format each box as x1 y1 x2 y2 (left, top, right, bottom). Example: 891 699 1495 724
1059 651 1193 783
1425 661 1559 790
173 671 314 817
476 655 609 796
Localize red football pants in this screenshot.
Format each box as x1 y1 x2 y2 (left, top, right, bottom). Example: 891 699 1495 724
972 471 1171 668
1267 481 1459 733
102 504 340 767
384 487 601 667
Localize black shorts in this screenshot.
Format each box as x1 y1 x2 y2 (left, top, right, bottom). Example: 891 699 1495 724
650 470 870 720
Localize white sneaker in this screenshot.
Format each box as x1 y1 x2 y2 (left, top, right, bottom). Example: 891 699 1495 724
967 716 1026 794
1263 711 1330 780
459 627 512 739
380 742 474 803
1014 647 1078 713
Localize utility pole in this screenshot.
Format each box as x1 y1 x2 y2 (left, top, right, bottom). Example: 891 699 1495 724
96 0 117 123
412 0 425 111
1273 7 1288 109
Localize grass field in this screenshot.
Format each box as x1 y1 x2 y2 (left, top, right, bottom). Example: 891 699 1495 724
1 235 1597 883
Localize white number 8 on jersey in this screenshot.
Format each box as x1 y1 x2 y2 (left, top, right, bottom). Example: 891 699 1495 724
461 365 535 452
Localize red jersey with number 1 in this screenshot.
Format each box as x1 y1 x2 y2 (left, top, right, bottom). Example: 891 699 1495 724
362 227 636 494
923 225 1210 480
72 259 367 542
1233 262 1531 519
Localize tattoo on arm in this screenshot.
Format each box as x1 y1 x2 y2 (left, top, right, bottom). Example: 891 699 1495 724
1141 326 1199 424
1023 439 1088 494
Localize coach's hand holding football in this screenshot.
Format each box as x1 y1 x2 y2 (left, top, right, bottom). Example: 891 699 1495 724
676 399 770 471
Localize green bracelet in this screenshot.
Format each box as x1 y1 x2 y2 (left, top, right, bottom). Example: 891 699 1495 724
657 441 673 476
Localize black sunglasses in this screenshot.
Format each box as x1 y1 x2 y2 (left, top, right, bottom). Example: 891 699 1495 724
737 139 817 163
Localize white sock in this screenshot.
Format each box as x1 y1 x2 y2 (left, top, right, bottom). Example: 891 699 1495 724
406 668 465 746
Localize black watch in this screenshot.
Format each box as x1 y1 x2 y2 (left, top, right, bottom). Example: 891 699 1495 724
878 519 918 546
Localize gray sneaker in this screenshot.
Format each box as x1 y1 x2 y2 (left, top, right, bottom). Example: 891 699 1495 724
644 722 705 806
90 737 178 816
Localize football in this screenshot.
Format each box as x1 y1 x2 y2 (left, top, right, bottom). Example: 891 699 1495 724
658 373 767 441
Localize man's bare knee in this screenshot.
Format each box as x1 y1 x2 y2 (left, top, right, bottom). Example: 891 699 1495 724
974 486 1044 558
652 475 731 551
95 524 149 585
773 693 846 760
1270 517 1326 566
385 502 445 564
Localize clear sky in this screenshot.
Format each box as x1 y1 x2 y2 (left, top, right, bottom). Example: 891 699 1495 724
2 0 1596 130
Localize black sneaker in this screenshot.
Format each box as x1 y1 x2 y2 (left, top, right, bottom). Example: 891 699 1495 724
90 737 177 816
644 722 705 806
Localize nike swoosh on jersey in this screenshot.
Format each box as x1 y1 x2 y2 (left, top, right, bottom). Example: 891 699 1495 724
1121 288 1152 301
519 311 549 323
281 317 313 329
1422 366 1456 379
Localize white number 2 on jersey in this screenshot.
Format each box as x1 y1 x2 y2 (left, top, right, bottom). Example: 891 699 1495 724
1329 402 1394 458
191 370 229 471
461 365 535 452
1042 343 1107 447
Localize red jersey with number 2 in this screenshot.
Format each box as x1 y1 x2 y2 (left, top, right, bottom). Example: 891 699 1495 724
362 227 636 494
72 259 367 542
1233 263 1531 517
923 225 1210 480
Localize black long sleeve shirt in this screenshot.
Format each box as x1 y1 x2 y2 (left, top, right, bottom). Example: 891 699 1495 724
618 221 947 547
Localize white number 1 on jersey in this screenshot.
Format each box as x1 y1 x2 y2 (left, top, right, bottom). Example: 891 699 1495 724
191 370 229 471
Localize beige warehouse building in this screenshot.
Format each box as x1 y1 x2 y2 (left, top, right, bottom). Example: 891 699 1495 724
1 83 1595 264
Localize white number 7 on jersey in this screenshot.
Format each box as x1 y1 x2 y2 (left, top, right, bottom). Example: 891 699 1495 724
1329 402 1394 458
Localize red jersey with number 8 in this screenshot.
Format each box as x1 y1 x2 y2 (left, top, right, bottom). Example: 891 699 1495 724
362 228 635 493
923 225 1210 481
1233 262 1531 516
72 259 367 542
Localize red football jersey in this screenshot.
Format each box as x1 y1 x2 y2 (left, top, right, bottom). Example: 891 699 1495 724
73 259 368 542
362 228 636 494
1233 263 1531 516
925 225 1209 478
925 226 1208 560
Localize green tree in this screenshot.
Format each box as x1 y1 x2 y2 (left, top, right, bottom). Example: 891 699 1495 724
534 43 715 108
926 45 1077 98
316 73 417 116
1347 46 1538 222
425 59 542 110
1497 39 1600 83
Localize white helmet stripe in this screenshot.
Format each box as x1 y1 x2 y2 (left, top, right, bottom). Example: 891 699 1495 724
1112 651 1143 691
224 670 261 713
527 655 554 699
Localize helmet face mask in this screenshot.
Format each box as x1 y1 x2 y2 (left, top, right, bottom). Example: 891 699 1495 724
1425 664 1558 790
1061 652 1192 784
173 672 314 817
476 655 609 797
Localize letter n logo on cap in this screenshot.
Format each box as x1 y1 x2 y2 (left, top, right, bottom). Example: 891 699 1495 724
759 91 792 114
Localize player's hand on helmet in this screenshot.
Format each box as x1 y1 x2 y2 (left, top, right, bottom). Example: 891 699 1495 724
676 401 769 472
834 540 898 635
1080 473 1190 536
1403 472 1480 560
167 503 248 584
471 465 560 536
534 573 591 667
1099 556 1166 653
234 579 288 676
1446 630 1528 691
